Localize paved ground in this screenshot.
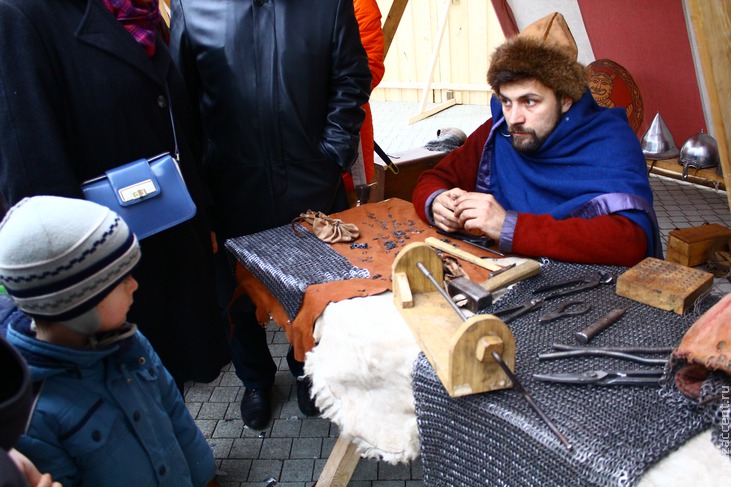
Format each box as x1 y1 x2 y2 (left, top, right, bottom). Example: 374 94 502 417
185 101 731 486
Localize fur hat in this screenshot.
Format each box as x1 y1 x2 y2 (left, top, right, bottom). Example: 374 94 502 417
0 196 141 334
487 12 587 101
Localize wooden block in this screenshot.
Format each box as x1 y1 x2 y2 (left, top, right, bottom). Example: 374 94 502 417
616 257 714 314
666 223 731 267
393 272 413 308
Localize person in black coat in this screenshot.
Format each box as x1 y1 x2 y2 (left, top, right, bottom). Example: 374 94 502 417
0 0 230 390
171 0 371 428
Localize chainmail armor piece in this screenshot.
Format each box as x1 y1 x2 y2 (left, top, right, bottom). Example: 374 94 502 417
225 224 369 320
413 260 720 486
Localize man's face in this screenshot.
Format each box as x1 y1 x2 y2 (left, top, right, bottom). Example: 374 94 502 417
498 79 573 153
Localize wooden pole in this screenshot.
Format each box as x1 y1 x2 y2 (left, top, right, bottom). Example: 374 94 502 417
382 0 409 57
408 0 454 124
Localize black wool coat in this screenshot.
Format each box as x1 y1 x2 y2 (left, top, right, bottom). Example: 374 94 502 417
0 0 230 384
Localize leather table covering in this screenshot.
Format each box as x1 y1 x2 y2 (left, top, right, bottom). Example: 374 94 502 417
228 198 497 361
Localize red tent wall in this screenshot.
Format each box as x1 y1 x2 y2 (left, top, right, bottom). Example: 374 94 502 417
491 0 706 145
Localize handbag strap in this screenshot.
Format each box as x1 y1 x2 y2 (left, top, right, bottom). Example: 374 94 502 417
164 83 180 162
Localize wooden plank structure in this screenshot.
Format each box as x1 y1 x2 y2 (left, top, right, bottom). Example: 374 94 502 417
684 0 731 210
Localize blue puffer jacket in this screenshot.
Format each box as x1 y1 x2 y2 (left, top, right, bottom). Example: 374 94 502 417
5 312 215 487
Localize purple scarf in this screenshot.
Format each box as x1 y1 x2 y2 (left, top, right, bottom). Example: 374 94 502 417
101 0 161 57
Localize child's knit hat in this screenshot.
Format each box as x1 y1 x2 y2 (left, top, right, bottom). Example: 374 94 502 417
0 196 141 334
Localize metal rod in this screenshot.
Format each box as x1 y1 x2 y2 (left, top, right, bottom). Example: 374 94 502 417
552 344 674 354
574 308 625 344
416 261 468 321
491 352 573 451
539 350 667 366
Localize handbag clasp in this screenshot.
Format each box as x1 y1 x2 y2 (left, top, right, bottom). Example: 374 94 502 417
119 179 156 202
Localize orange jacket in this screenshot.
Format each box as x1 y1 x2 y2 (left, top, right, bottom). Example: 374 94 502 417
344 0 385 191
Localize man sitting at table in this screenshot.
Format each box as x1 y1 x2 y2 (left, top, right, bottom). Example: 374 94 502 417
412 12 661 267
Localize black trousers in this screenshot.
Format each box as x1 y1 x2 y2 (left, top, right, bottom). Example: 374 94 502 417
214 250 304 389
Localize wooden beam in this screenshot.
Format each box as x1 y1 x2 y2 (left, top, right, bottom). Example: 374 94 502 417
316 437 360 486
382 0 409 57
161 0 170 27
409 0 453 124
686 0 731 211
408 98 456 125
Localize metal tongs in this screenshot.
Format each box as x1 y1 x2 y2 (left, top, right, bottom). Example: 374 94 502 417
533 344 670 386
533 369 665 386
493 271 613 323
530 271 614 299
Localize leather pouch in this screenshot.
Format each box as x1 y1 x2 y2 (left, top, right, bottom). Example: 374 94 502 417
291 210 360 243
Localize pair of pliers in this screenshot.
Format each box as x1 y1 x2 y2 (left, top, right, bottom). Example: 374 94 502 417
533 368 665 386
532 271 614 300
492 298 544 324
538 299 592 323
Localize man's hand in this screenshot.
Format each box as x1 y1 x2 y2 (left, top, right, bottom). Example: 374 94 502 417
453 192 507 239
432 188 467 231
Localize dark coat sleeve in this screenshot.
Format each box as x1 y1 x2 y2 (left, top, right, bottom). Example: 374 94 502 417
319 0 372 171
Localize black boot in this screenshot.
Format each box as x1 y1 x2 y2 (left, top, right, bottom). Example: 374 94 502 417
240 387 272 429
296 376 320 417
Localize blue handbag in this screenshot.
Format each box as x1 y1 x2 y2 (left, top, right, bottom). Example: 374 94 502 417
81 152 196 239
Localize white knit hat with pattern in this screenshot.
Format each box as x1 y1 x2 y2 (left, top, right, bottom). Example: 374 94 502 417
0 196 141 334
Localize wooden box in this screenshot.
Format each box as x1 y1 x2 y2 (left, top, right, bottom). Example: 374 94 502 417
666 223 731 267
616 257 714 314
372 147 448 203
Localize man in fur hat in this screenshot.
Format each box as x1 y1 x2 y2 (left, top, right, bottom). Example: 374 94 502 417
412 12 661 266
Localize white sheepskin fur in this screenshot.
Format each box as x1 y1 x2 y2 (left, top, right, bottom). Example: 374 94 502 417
305 292 421 464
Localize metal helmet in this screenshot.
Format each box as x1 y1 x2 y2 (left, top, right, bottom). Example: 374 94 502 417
641 112 678 160
679 130 719 179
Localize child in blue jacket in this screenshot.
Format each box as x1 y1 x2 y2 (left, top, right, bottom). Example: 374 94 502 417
0 196 217 487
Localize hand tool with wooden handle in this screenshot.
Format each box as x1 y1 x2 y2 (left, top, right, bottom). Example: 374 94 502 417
425 236 502 272
479 260 542 292
446 259 542 311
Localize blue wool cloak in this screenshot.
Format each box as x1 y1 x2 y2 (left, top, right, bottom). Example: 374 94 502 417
476 89 661 258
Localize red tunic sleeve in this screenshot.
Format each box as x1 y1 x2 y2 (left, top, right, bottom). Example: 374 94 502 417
412 119 493 221
512 213 647 267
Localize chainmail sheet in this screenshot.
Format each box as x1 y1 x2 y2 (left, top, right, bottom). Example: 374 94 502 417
413 260 720 487
225 224 369 320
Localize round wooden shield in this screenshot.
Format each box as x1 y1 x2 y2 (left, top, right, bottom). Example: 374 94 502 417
588 59 644 135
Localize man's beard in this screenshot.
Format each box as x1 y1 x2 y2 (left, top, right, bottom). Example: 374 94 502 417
508 127 546 153
508 102 563 154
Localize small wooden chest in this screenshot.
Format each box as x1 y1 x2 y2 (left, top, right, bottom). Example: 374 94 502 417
665 223 731 267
